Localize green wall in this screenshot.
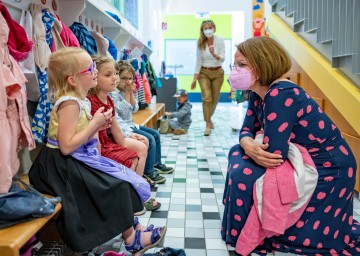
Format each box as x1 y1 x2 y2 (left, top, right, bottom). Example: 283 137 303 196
163 15 232 95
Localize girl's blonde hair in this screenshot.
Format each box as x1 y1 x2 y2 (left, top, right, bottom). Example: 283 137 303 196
197 19 216 50
237 36 291 86
88 56 116 95
48 47 87 101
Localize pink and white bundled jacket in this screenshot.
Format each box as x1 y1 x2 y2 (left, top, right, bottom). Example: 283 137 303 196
236 134 318 256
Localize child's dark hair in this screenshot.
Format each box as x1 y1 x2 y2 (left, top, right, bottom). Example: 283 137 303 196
116 60 135 77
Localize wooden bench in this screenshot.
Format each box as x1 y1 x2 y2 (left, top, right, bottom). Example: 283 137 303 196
0 176 62 256
132 103 165 129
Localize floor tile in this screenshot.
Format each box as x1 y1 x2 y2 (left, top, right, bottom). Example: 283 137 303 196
99 103 360 255
185 237 206 249
185 227 205 238
185 249 207 256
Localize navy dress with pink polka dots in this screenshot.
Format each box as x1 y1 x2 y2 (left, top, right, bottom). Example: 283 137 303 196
221 81 359 255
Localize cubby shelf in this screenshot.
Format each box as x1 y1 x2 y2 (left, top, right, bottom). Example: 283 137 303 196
2 0 152 56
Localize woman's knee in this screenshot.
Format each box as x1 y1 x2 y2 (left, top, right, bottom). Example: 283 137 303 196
202 95 212 103
228 144 242 158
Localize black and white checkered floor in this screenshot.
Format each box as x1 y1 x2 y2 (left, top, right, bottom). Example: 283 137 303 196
95 102 360 256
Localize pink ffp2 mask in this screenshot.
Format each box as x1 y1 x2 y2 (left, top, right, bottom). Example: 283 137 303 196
229 67 255 91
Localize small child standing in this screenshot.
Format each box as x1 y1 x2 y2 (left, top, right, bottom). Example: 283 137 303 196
164 89 192 135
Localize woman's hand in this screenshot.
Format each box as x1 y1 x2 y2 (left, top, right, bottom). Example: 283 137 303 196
209 45 215 55
92 106 112 131
243 140 283 168
191 81 196 90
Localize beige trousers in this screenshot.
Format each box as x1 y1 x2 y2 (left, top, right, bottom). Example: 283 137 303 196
198 67 224 122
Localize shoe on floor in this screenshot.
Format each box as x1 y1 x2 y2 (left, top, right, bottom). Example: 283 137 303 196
144 172 166 184
173 129 187 135
204 127 211 136
167 128 174 133
134 206 146 216
125 226 167 255
154 164 174 174
143 198 161 211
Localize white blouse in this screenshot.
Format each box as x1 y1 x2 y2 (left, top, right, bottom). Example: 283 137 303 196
194 34 225 74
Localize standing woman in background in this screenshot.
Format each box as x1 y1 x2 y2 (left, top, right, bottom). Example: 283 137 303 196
191 19 225 136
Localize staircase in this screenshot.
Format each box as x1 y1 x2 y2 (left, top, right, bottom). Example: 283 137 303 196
269 0 360 87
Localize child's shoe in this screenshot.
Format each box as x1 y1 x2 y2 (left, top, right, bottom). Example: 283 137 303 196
173 129 187 135
125 227 167 255
154 164 174 174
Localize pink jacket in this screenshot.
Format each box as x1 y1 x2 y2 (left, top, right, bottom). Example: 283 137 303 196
0 13 35 193
236 135 318 256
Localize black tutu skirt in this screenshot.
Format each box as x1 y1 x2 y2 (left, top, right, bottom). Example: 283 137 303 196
29 146 143 252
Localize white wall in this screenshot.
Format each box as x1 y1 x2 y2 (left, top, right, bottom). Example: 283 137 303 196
138 0 272 74
139 0 164 75
161 0 253 40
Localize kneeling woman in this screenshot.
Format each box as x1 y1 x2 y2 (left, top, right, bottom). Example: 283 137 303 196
222 37 359 255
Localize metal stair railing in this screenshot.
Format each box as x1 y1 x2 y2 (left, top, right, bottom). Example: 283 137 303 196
268 0 360 84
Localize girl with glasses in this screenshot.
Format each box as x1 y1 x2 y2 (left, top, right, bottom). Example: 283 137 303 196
110 61 174 187
28 48 166 255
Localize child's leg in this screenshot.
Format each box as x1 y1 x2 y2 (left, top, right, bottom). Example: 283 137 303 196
125 138 148 177
130 158 139 173
169 120 182 131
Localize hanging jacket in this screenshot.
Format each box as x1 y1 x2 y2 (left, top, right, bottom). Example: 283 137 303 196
0 2 34 62
91 31 110 57
142 73 152 104
0 13 35 193
145 59 158 96
57 15 80 47
70 22 97 55
104 35 117 60
30 6 56 143
30 4 52 72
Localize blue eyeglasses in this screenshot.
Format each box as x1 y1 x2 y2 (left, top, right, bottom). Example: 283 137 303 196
78 61 96 75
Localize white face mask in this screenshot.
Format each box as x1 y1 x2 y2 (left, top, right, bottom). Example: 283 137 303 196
203 29 214 38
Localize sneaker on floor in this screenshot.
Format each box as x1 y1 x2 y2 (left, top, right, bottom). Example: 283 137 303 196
173 129 187 135
144 172 166 184
154 164 174 174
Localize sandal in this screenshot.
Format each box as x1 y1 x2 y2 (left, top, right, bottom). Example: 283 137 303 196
125 226 167 255
133 217 155 232
143 198 161 211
